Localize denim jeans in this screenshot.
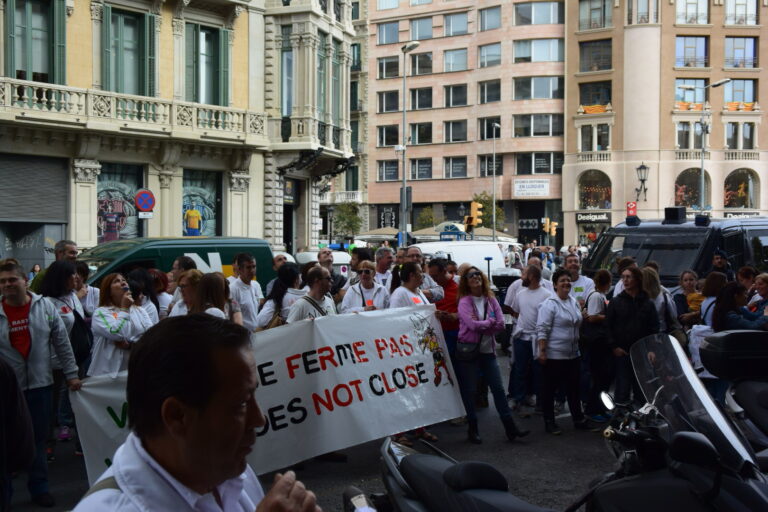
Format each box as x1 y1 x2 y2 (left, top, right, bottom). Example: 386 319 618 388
443 330 458 360
24 386 52 497
455 353 512 423
510 337 540 402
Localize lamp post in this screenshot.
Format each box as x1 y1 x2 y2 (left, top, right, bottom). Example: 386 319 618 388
328 205 335 247
635 162 649 201
677 78 731 210
398 40 421 246
457 202 466 220
491 122 501 242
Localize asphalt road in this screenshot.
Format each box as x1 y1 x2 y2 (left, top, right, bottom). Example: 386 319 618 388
11 355 615 511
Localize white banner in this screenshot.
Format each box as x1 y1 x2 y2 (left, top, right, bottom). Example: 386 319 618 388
71 305 463 484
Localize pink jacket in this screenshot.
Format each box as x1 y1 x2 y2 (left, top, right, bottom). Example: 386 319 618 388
457 295 505 347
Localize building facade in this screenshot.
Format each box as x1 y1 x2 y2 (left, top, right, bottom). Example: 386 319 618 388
364 0 565 245
0 0 354 267
563 0 768 245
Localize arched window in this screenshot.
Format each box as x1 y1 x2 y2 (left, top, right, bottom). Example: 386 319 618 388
675 168 711 208
578 170 612 210
724 168 759 209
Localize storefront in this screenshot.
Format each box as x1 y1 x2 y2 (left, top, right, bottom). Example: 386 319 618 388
578 169 612 210
576 211 612 246
182 170 223 237
724 168 759 211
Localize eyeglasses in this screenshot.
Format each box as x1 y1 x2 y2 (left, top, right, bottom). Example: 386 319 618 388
359 269 373 275
467 271 482 279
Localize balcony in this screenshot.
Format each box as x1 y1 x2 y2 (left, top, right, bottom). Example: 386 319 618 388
578 18 611 31
725 150 760 160
577 151 611 163
725 57 758 68
676 13 709 25
724 14 759 25
577 103 613 115
675 56 709 68
0 77 268 144
319 190 362 204
675 150 710 160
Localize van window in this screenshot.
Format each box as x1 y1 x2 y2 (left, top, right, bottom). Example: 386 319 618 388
722 231 745 269
588 232 702 277
746 229 768 272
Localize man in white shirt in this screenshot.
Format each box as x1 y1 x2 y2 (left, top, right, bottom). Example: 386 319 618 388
286 267 337 322
406 246 444 302
503 256 553 316
564 254 594 307
229 253 264 332
73 314 321 512
373 247 394 289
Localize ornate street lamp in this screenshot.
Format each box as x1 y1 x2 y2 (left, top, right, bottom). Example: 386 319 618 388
635 162 649 201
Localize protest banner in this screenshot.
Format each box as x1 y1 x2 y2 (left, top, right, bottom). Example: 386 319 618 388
71 305 464 484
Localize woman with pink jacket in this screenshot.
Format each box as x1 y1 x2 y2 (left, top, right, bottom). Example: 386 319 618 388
456 267 529 444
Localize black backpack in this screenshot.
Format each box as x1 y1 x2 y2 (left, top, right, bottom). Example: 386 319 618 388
69 309 93 371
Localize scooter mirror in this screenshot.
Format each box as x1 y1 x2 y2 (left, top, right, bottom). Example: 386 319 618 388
600 392 615 411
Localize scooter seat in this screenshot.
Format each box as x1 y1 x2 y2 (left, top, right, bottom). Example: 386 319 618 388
400 454 555 512
734 381 768 436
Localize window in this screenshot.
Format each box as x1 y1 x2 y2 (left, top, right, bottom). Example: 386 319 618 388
675 168 710 207
742 122 755 149
106 8 158 96
725 169 758 209
411 17 432 40
377 125 398 146
725 0 758 25
410 123 432 144
98 163 145 243
378 21 399 44
675 78 707 103
580 124 610 151
378 160 398 181
445 12 468 36
411 52 432 75
515 152 564 174
410 159 432 179
479 80 501 103
676 0 708 24
516 2 564 25
280 26 293 117
350 120 359 150
378 56 399 78
514 76 564 99
378 91 398 112
675 36 708 67
185 24 224 104
411 0 431 4
444 120 467 142
724 79 756 103
579 81 611 105
579 40 612 72
346 166 359 191
351 43 361 71
182 170 222 236
410 87 432 109
7 0 67 85
479 155 503 176
444 49 468 71
317 32 327 117
444 157 468 178
378 0 398 10
332 40 341 126
677 121 703 149
480 6 501 31
445 84 468 107
514 114 563 137
725 38 757 68
479 43 501 67
514 39 564 63
351 2 360 20
479 117 501 140
579 0 612 30
579 170 612 209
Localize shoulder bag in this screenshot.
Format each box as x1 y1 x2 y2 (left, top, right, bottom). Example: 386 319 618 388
455 299 488 362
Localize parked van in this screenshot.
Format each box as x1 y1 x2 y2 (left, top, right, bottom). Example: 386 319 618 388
409 241 508 275
78 237 275 286
583 211 768 288
294 250 352 277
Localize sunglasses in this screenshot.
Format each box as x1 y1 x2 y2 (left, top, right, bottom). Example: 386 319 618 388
359 269 373 275
467 271 482 279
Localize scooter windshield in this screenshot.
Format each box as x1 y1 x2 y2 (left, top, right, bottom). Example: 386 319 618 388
630 334 756 473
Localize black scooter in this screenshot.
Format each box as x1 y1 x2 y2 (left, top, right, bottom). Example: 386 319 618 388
344 334 768 512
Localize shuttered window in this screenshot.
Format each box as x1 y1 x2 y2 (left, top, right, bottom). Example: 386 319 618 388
4 0 66 84
101 6 156 96
185 23 230 106
0 154 68 223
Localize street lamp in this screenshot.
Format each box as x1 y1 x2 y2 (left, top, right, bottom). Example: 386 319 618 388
399 40 420 247
635 162 649 201
491 122 501 242
328 205 335 246
457 202 467 219
677 78 731 210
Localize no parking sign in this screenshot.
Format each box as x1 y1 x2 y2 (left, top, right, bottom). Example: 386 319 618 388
134 189 156 212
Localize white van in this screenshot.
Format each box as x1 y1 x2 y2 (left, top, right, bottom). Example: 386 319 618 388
409 241 514 278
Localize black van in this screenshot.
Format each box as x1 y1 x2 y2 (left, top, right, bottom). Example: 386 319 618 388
582 210 768 288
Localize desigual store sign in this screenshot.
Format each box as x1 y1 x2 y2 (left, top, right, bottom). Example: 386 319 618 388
576 212 611 223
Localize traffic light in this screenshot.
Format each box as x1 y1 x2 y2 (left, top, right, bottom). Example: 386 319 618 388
549 221 558 237
463 215 474 234
542 217 551 233
470 201 483 226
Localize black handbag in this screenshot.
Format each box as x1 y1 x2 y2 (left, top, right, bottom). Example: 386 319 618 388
455 298 488 362
69 309 93 366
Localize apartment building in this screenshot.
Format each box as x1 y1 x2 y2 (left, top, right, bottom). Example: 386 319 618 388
0 0 354 264
563 0 767 245
365 0 565 244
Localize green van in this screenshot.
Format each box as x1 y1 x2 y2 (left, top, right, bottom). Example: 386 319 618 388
78 237 276 286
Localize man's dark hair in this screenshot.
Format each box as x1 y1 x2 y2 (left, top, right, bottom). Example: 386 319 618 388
446 260 457 268
127 314 251 439
643 260 660 273
529 250 543 261
526 264 542 282
351 247 373 263
427 258 447 272
616 256 636 273
175 256 197 271
737 266 758 280
0 262 26 279
306 265 328 287
75 261 91 280
40 260 76 298
234 252 255 268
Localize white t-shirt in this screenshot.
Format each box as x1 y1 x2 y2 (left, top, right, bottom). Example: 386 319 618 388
204 307 227 319
168 301 188 317
157 292 172 319
471 296 495 354
255 289 306 327
140 297 160 325
229 279 264 331
389 287 429 309
586 290 608 316
504 278 553 310
569 274 595 305
374 270 393 289
286 295 337 322
512 286 553 340
78 285 100 317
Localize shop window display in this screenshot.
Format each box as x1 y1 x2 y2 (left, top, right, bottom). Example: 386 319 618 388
674 168 711 208
578 169 612 210
724 168 759 209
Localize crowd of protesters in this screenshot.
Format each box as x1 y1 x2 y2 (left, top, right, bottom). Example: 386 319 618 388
3 237 768 510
